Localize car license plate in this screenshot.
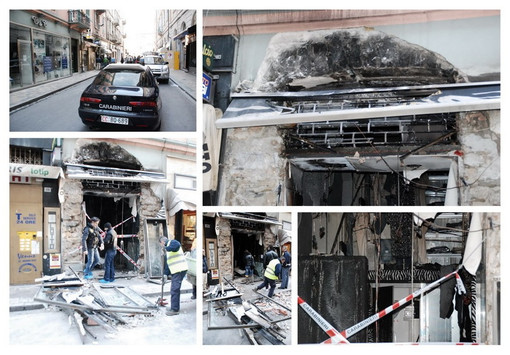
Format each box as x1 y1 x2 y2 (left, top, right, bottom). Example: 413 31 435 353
100 115 129 125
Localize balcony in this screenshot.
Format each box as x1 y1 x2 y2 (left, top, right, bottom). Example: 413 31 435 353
68 10 90 30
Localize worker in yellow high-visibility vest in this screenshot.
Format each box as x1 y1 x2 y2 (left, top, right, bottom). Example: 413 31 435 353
254 252 282 297
160 236 188 316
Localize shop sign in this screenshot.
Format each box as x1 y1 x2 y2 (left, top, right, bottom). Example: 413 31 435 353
49 253 61 269
31 16 48 28
202 72 213 102
203 43 214 71
9 163 62 179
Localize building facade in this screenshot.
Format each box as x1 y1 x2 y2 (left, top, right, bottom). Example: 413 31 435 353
9 138 196 284
203 212 291 283
202 10 501 207
156 10 197 72
9 9 125 90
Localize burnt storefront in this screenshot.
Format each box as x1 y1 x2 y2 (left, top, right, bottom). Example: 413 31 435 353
298 212 500 344
60 140 168 274
206 23 500 207
203 213 290 284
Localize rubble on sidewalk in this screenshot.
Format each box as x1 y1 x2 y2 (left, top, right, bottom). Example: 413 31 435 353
32 269 164 344
205 276 291 345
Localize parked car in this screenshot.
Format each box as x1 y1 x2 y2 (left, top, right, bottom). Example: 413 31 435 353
140 55 170 84
79 64 162 130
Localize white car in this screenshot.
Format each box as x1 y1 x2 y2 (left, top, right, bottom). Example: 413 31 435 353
141 55 169 84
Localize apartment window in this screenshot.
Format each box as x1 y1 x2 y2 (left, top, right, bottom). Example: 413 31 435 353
174 174 196 190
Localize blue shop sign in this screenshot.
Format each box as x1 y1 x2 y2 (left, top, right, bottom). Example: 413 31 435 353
202 72 212 102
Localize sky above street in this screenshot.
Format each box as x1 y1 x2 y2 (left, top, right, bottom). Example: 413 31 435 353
119 9 157 55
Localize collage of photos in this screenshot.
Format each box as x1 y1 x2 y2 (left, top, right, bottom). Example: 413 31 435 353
7 7 502 350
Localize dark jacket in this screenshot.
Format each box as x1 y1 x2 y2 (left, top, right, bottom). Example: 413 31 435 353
282 251 291 267
82 223 102 250
263 250 278 268
103 229 117 251
245 253 254 267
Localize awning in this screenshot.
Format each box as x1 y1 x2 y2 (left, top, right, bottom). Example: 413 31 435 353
216 82 500 129
167 188 197 216
277 228 292 246
217 212 282 226
65 163 168 184
10 163 63 179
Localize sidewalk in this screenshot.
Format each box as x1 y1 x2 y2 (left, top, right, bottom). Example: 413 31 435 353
9 269 193 312
170 68 196 100
9 67 196 112
9 70 99 112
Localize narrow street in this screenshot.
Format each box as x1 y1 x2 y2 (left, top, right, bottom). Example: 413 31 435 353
10 77 196 132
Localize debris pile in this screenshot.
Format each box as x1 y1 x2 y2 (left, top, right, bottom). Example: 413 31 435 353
205 277 291 345
33 270 158 344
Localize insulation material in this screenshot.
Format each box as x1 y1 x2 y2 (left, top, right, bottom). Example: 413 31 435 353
403 168 428 183
464 213 482 276
444 160 459 206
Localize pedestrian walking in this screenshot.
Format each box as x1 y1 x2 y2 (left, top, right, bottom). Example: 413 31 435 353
100 222 117 283
254 251 281 297
279 246 291 289
95 55 101 70
82 217 103 280
160 236 188 316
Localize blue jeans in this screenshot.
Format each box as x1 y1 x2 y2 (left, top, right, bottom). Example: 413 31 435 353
256 277 276 297
281 266 290 288
170 270 187 312
84 247 100 275
245 266 253 276
104 249 116 281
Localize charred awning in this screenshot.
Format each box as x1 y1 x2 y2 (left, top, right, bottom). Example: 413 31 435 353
218 212 282 226
216 82 500 129
65 163 168 184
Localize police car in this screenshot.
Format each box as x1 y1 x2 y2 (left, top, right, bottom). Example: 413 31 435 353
79 64 162 130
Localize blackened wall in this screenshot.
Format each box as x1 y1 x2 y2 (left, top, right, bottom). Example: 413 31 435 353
298 255 369 343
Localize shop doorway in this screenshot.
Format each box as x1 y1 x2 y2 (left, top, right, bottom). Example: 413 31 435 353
71 38 79 73
232 231 265 278
17 39 33 86
83 194 140 271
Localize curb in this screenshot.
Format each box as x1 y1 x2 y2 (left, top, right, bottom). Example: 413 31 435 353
10 303 45 313
170 78 196 102
9 73 98 112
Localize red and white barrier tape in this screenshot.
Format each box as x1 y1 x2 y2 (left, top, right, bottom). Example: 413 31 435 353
84 212 140 270
297 296 349 344
301 269 461 344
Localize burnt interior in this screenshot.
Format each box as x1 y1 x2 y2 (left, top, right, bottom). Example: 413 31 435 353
230 214 273 276
84 194 140 271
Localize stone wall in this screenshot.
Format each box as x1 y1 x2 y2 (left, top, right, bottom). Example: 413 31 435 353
458 110 500 205
218 126 287 206
483 212 500 344
60 179 85 266
216 217 233 279
135 183 164 273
